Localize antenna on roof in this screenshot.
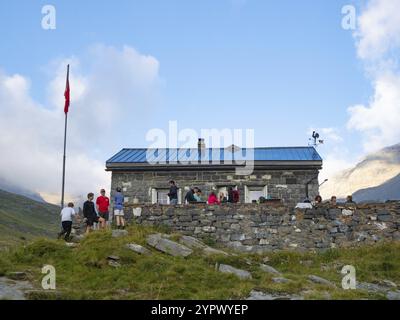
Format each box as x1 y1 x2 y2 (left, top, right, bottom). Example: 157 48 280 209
309 131 324 147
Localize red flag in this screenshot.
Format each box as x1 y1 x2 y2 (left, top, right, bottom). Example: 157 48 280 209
64 65 70 114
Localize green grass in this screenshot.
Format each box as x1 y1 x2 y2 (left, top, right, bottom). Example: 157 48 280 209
0 189 59 247
0 223 399 300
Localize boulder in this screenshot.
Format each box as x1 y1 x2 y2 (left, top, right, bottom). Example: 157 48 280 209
107 255 120 261
112 230 129 238
126 243 152 255
7 272 27 281
147 234 193 257
0 277 33 300
260 264 281 275
178 235 207 249
247 290 303 300
387 290 400 300
108 260 121 268
202 246 229 256
357 282 390 293
218 264 252 280
272 277 291 284
308 275 336 288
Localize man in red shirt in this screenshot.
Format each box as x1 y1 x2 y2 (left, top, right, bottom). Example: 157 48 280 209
96 189 110 229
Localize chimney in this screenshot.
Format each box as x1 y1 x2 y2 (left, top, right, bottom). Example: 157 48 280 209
198 138 205 150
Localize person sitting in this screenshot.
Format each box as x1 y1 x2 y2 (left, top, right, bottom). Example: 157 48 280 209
313 195 323 207
219 192 227 203
184 188 197 204
330 196 337 207
207 192 220 205
193 188 203 202
345 195 356 205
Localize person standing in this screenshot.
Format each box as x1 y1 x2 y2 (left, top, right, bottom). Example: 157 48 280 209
227 187 234 203
232 187 240 203
83 193 103 234
58 202 78 241
114 187 126 229
96 189 110 229
168 180 178 205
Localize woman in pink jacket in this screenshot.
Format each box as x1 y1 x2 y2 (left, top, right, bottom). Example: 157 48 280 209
207 192 220 205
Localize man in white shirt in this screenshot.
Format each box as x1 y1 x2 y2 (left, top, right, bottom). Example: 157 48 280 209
58 202 78 241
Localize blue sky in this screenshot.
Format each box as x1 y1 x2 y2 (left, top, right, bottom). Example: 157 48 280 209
2 0 398 201
0 0 368 145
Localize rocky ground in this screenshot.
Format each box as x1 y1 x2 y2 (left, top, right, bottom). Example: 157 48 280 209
0 224 399 300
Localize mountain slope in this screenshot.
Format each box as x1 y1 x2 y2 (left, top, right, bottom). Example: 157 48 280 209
0 189 60 247
321 143 400 199
353 173 400 202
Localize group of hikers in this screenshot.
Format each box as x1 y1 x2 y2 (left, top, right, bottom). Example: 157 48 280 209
58 188 126 242
168 180 240 205
57 180 356 242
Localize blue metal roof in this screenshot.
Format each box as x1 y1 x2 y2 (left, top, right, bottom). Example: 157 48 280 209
106 147 322 165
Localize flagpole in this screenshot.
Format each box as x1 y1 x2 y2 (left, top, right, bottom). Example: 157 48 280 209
61 113 68 208
61 64 70 208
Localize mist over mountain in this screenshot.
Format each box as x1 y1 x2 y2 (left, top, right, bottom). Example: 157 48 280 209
321 143 400 201
0 177 45 203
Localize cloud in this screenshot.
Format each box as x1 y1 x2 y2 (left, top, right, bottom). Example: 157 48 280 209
355 0 400 61
347 73 400 152
0 45 161 204
347 0 400 153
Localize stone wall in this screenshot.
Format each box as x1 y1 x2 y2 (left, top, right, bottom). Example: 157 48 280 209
110 169 320 207
124 202 400 253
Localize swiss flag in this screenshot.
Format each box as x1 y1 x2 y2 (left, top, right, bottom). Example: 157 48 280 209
64 65 70 114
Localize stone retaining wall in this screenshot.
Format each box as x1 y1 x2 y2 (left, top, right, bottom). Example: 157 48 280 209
124 202 400 253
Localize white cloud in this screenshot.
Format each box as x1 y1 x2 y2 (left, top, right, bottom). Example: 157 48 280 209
355 0 400 61
347 0 400 153
347 73 400 152
0 45 161 204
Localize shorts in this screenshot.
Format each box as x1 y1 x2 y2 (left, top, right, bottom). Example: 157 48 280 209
99 211 109 221
114 209 124 217
86 215 99 227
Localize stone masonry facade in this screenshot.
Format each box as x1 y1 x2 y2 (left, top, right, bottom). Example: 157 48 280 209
110 169 320 208
123 202 400 253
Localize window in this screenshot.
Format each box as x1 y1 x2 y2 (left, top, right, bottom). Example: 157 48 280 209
157 190 169 205
151 188 182 204
244 185 267 203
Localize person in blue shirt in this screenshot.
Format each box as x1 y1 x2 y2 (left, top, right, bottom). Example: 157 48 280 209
114 187 126 229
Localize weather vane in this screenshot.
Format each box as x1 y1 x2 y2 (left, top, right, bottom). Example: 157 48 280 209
309 131 324 147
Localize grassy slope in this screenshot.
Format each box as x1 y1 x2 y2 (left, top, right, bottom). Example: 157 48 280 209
0 224 399 300
0 189 59 247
